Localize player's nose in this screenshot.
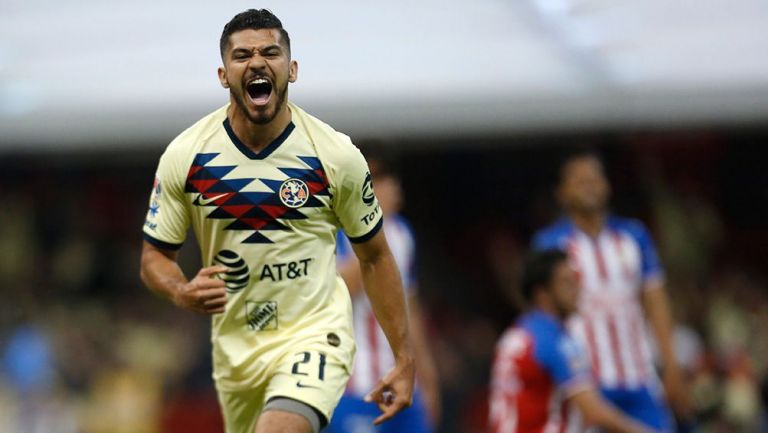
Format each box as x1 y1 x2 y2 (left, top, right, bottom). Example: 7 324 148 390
247 54 267 70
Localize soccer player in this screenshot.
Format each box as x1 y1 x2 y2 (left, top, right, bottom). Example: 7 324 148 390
139 10 414 433
532 151 690 431
490 250 656 433
328 157 440 433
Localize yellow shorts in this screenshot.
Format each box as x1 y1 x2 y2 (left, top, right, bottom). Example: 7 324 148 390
217 349 350 433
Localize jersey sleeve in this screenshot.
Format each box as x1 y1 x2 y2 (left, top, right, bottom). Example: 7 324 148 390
531 229 563 252
535 331 592 397
627 221 665 287
331 147 383 243
142 148 190 250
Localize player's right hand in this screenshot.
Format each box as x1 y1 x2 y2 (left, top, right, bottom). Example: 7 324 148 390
364 353 415 425
174 265 229 314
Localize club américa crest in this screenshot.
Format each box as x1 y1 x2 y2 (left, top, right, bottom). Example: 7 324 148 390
279 178 310 208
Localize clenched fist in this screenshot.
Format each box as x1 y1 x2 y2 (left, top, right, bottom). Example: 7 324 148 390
174 265 229 314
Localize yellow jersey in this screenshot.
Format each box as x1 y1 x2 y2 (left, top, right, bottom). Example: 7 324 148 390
142 102 382 391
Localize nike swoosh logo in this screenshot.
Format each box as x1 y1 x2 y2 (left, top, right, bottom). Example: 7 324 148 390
296 381 320 389
197 193 228 206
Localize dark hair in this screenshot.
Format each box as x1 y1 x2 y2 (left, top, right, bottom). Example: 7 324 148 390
520 250 568 302
558 146 604 184
220 9 291 58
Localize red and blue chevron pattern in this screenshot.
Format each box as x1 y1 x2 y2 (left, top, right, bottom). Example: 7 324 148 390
184 153 331 244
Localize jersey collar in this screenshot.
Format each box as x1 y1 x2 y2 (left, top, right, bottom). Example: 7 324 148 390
223 118 295 160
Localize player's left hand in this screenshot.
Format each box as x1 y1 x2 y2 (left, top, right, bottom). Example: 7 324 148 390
364 353 415 425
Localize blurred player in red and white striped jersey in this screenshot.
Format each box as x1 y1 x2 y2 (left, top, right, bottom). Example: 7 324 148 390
532 151 691 431
490 250 657 433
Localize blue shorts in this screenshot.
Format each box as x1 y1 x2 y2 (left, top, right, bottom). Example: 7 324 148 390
326 391 432 433
600 386 674 432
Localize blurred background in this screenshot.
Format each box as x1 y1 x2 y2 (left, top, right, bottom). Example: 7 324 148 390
2 1 768 432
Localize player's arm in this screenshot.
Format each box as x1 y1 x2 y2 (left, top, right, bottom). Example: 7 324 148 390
338 254 438 424
635 222 692 420
408 293 441 426
543 328 655 433
140 146 229 315
140 241 228 315
642 282 692 419
347 230 415 425
569 388 657 433
338 228 439 423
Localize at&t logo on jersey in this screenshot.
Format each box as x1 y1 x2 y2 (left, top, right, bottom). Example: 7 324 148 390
213 250 250 292
279 178 309 208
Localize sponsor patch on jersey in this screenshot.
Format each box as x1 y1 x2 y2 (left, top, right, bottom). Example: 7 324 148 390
148 200 160 218
153 177 162 196
147 177 162 219
246 301 278 331
362 171 375 206
213 250 250 292
327 332 341 347
279 178 310 208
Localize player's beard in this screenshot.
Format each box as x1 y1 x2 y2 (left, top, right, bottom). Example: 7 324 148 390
233 80 289 125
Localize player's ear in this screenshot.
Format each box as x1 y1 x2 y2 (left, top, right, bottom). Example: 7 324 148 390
218 66 229 88
288 60 298 83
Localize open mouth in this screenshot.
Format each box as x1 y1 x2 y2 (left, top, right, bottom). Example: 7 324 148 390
246 78 273 106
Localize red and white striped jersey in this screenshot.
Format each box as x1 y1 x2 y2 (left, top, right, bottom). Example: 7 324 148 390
490 310 592 433
533 216 665 390
337 214 416 396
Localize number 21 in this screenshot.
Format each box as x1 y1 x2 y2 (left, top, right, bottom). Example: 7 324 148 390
291 351 327 380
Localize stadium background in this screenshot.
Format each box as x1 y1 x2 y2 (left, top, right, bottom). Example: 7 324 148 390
2 1 768 432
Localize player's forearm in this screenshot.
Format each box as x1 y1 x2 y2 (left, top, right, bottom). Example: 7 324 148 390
359 252 412 360
140 242 187 304
643 286 677 369
573 391 652 433
591 406 651 433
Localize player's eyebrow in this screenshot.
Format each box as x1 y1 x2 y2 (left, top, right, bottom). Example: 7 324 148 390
259 44 283 53
230 44 283 57
231 47 252 57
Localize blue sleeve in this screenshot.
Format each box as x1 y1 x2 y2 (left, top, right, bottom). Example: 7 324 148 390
336 230 353 261
534 330 591 388
531 229 562 252
627 221 665 281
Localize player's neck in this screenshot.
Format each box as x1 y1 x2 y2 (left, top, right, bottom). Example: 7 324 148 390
569 211 605 238
534 302 565 323
227 104 292 153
